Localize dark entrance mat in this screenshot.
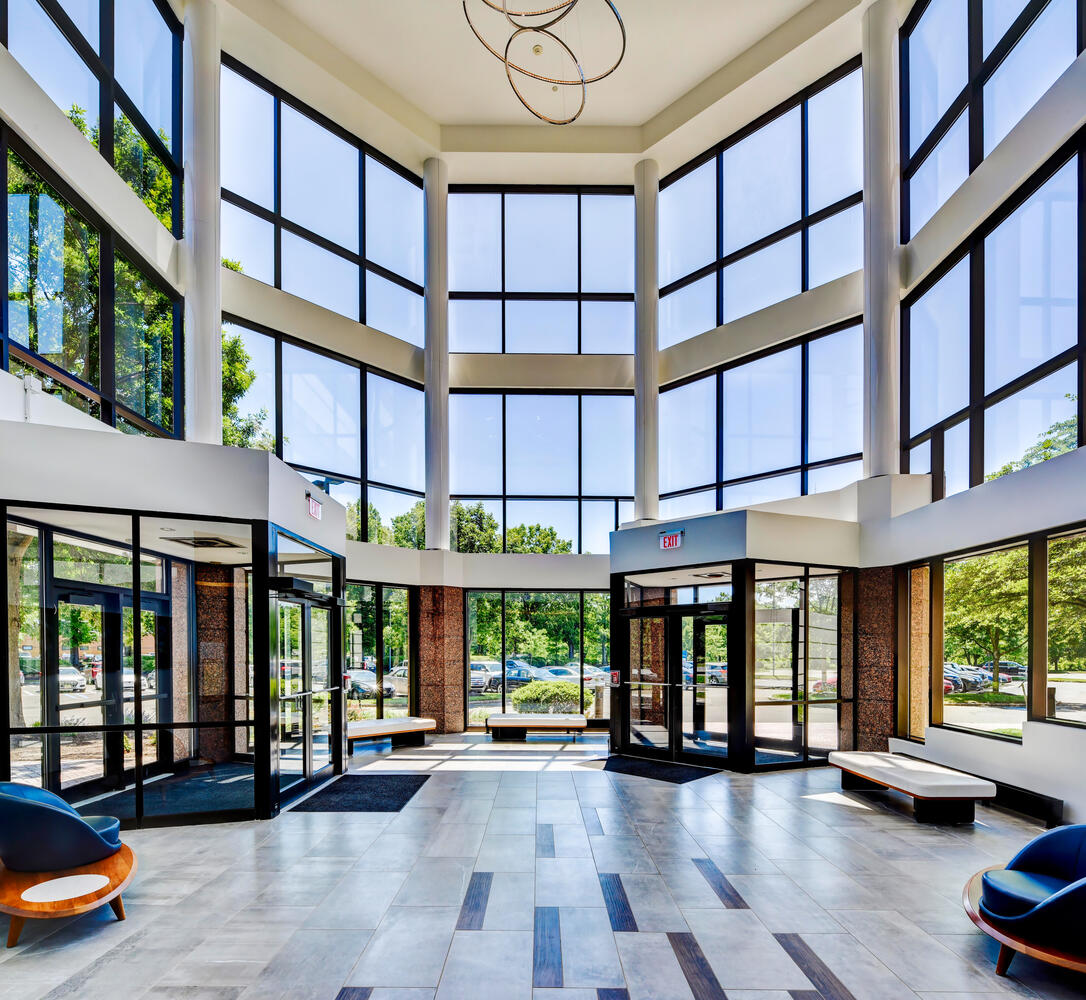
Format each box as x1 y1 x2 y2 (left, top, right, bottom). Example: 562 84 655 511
579 755 715 784
290 774 430 812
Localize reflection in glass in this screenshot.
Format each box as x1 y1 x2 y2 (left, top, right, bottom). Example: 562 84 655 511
114 106 172 230
1047 532 1086 725
220 66 275 208
909 257 970 435
505 501 577 553
983 0 1075 156
367 486 425 548
722 346 801 480
984 157 1077 394
221 322 275 450
114 253 174 431
114 0 174 146
723 107 801 254
467 592 503 725
451 500 503 553
984 364 1077 481
280 105 359 252
505 299 577 353
659 274 716 349
282 342 361 477
303 474 363 541
659 376 716 494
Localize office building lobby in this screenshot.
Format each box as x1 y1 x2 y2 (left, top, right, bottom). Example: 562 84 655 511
1 0 1085 997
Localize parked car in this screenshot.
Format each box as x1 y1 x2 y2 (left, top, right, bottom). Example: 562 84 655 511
944 663 985 692
387 665 411 695
122 667 155 693
471 661 502 691
543 666 580 683
344 669 394 699
469 663 490 692
982 660 1028 678
58 666 86 693
943 677 954 695
504 665 540 690
707 663 727 685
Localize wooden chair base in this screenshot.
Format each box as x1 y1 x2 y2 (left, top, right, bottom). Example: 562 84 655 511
0 844 136 948
963 867 1086 977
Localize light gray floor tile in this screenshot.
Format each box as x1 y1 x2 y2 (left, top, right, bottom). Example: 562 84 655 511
394 858 475 906
727 874 842 933
590 836 658 874
532 990 597 1000
798 931 921 1000
620 874 688 932
487 808 538 835
304 869 409 929
347 906 459 988
423 823 487 858
682 908 813 991
435 930 533 999
369 991 437 1000
353 834 432 871
653 857 725 910
475 834 537 872
482 872 536 930
552 824 593 858
557 907 625 988
535 859 606 907
440 797 495 825
615 929 696 1000
536 799 585 825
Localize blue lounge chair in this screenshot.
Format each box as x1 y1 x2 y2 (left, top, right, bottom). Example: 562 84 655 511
0 782 121 872
973 824 1086 974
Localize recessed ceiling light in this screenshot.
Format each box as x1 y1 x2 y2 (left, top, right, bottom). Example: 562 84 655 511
692 572 727 579
532 43 543 55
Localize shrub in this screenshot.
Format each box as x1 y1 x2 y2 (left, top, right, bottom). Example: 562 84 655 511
510 680 581 714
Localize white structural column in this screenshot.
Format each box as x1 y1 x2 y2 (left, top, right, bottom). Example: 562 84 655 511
182 0 222 444
424 157 450 550
634 159 660 521
862 0 902 477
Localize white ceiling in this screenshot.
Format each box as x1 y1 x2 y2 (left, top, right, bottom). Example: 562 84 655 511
268 0 817 127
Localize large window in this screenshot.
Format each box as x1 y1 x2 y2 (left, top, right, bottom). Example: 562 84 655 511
447 187 635 354
345 583 412 721
3 0 182 233
658 61 862 349
219 58 424 346
902 0 1082 237
466 590 610 726
5 137 183 436
449 391 634 553
903 141 1082 497
221 316 424 546
659 322 863 516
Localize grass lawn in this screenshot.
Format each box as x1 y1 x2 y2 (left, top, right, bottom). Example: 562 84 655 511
944 690 1025 706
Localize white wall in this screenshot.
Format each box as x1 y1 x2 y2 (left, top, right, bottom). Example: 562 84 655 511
0 369 116 433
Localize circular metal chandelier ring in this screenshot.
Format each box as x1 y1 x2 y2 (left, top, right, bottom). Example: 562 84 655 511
463 0 626 87
500 0 579 32
504 26 585 125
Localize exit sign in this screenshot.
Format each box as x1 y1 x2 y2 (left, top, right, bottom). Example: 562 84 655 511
659 529 684 551
306 495 322 520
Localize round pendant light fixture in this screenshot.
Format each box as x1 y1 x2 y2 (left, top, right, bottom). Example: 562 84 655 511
462 0 626 125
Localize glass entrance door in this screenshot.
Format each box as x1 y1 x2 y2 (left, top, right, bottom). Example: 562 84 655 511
681 616 729 757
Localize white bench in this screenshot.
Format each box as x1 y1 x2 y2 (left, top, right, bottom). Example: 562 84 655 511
485 713 587 742
347 717 435 752
829 750 996 823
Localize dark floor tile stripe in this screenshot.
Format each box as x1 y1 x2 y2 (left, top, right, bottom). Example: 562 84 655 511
534 906 563 988
335 989 373 1000
583 806 605 836
537 822 556 858
599 872 638 931
789 992 825 1000
691 856 749 909
776 933 856 1000
667 931 727 1000
598 989 631 1000
456 870 493 930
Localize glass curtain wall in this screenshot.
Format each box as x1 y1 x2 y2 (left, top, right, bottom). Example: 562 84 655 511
902 137 1083 496
344 583 412 722
221 316 425 547
448 187 635 354
449 391 634 553
658 60 863 349
465 590 610 726
2 0 183 232
219 58 424 345
901 0 1083 237
4 508 258 824
4 132 183 436
659 322 863 517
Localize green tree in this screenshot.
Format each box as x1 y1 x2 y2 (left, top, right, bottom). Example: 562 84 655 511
61 605 98 667
110 111 173 230
986 398 1077 481
506 523 573 554
6 528 39 728
451 501 501 553
221 325 273 449
391 501 426 550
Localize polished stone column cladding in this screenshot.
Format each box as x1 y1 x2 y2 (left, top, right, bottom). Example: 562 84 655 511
856 566 896 751
417 585 466 732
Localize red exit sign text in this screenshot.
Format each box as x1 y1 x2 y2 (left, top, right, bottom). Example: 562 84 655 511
659 530 684 551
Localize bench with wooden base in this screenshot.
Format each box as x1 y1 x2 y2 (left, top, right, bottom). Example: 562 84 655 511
1 843 136 948
964 867 1086 977
485 713 587 742
347 717 436 753
828 750 996 823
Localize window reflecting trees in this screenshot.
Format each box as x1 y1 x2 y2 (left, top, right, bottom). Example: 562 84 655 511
659 323 863 513
448 188 634 354
219 59 424 346
346 584 411 721
658 62 863 349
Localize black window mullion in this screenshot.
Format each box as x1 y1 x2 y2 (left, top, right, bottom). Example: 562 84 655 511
273 95 282 289
274 337 284 460
968 248 985 487
0 0 7 47
716 369 724 510
967 0 984 174
800 340 810 494
716 153 724 328
172 297 184 438
800 94 810 292
359 150 367 325
100 230 116 426
361 367 369 542
500 194 506 353
501 394 508 551
576 192 583 354
98 0 114 172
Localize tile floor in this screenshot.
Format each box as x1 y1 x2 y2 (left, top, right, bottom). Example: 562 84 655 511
2 734 1085 1000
